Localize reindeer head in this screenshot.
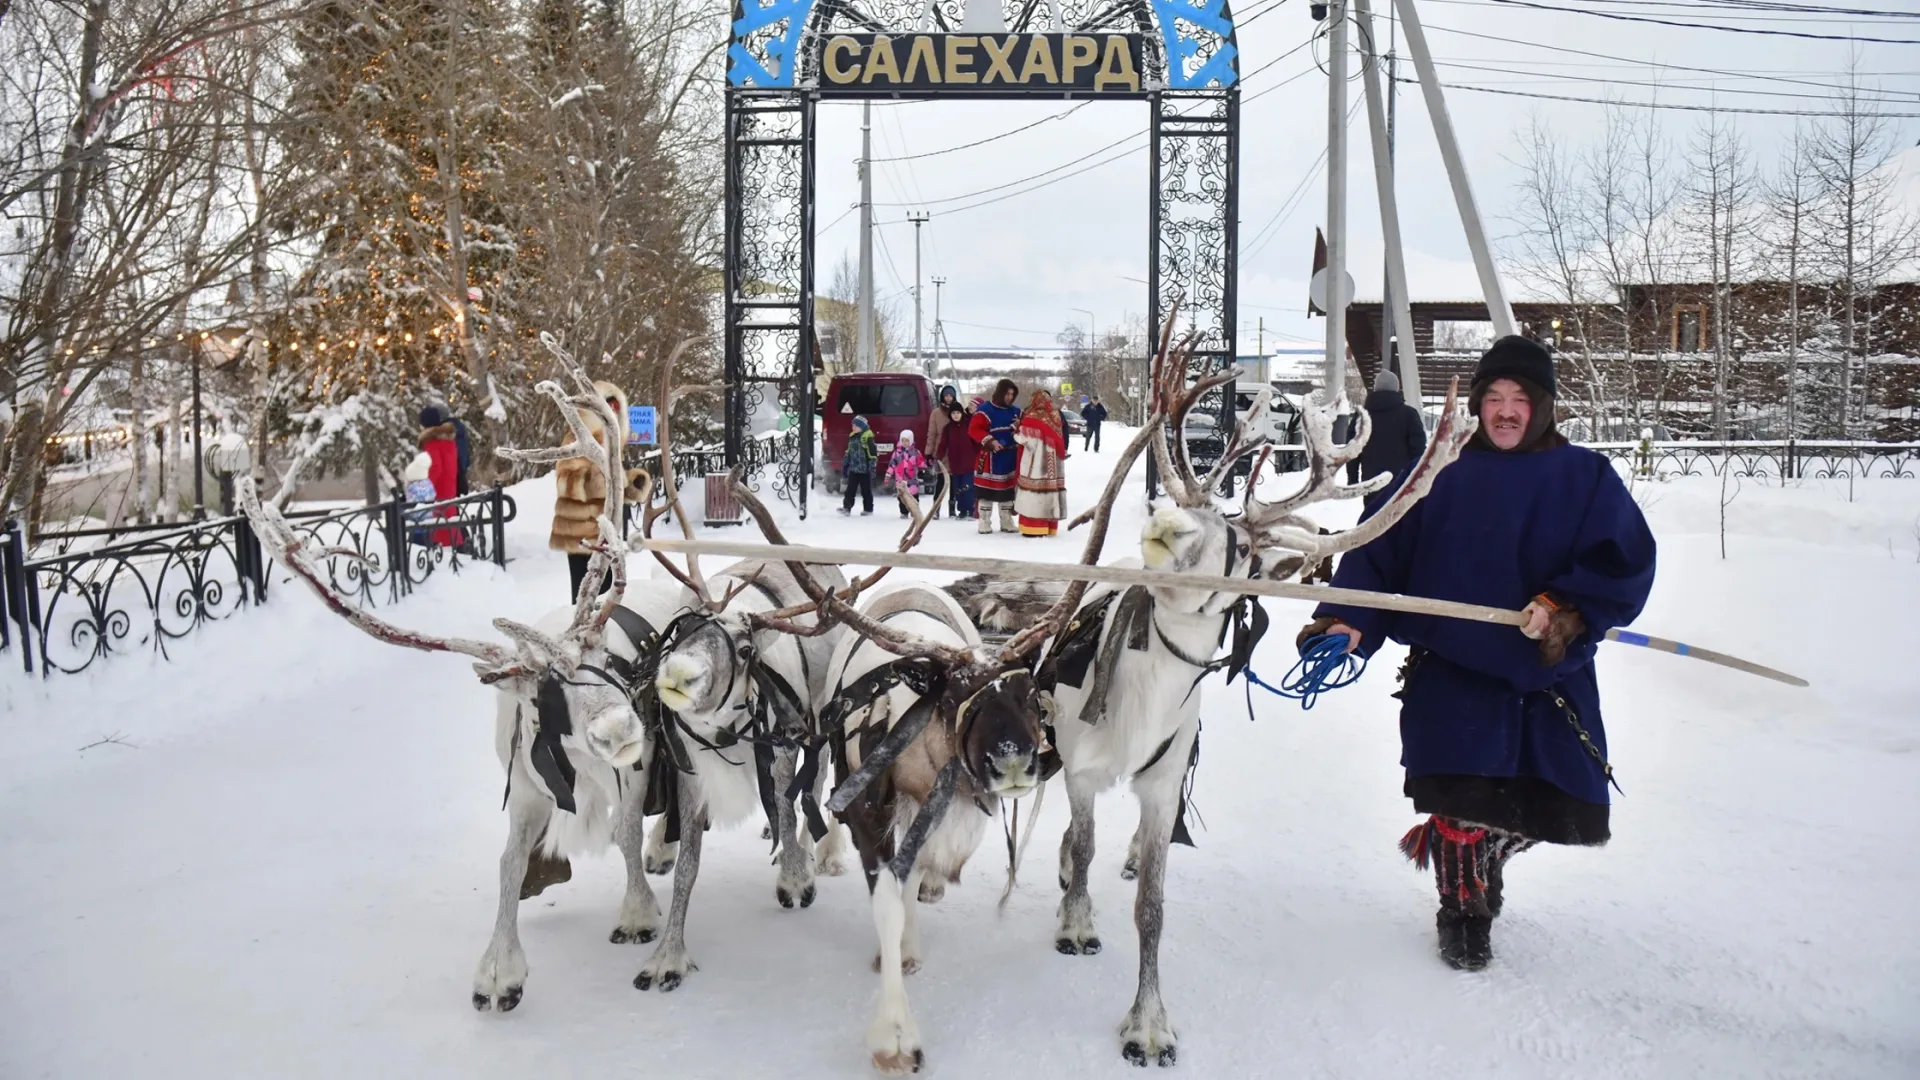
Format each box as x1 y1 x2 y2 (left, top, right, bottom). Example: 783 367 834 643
951 669 1049 799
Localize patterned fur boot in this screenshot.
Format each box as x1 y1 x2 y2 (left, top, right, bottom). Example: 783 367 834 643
1401 815 1494 971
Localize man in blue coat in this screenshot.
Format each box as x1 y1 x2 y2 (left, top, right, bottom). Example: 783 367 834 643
1299 335 1656 972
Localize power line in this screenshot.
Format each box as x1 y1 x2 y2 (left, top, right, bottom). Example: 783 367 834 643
870 103 1091 162
873 130 1144 207
1423 19 1920 98
1429 58 1920 106
1395 75 1920 116
1478 0 1920 43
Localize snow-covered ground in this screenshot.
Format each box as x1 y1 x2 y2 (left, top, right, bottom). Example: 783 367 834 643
4 433 1918 1079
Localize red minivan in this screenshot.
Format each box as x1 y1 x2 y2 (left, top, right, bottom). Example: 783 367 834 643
818 372 934 494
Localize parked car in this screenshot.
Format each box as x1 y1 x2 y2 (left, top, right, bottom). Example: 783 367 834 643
1061 408 1086 436
817 372 935 494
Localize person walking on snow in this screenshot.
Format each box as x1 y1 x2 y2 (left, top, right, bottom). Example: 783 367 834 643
1013 388 1069 536
885 428 928 518
1347 368 1427 518
840 415 878 516
1081 396 1108 453
926 385 963 517
941 394 980 520
970 379 1022 533
1297 335 1657 972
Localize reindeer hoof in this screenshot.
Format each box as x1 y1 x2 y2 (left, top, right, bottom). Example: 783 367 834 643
777 882 817 909
633 955 697 992
1121 856 1139 881
917 879 946 903
1055 935 1102 955
472 985 522 1012
643 856 674 876
871 954 923 975
870 1048 924 1075
1121 1041 1177 1067
609 925 657 945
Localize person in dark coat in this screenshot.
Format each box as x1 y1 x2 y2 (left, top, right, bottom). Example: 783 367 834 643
1347 369 1427 518
1081 396 1108 452
939 395 979 519
840 415 877 516
1297 335 1657 973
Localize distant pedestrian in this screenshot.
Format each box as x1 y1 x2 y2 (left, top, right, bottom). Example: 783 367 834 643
1348 369 1428 518
941 395 980 520
550 382 643 601
969 379 1021 534
886 428 928 518
840 415 877 516
1081 396 1108 453
416 408 464 549
1013 388 1068 537
926 385 963 517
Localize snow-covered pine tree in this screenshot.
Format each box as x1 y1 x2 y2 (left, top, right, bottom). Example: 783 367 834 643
281 0 520 480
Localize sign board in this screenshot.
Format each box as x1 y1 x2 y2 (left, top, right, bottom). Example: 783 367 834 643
817 34 1144 95
628 405 657 445
1059 381 1073 395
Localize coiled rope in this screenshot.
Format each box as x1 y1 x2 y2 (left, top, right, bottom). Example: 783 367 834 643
1246 634 1367 710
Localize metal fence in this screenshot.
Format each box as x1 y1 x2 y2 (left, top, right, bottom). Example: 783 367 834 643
1 487 515 678
1585 440 1920 480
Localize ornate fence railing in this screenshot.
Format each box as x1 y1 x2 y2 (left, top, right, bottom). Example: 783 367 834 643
1 488 515 678
1585 440 1920 480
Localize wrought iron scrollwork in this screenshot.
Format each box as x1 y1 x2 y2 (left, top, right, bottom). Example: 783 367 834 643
1590 440 1920 481
5 489 514 677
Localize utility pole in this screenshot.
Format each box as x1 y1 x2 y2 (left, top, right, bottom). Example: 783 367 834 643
931 276 949 381
857 100 876 373
908 211 930 376
1323 0 1350 398
1382 2 1398 389
1258 316 1265 357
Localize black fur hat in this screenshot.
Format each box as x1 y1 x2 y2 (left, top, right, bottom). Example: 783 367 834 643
1472 335 1555 397
993 378 1019 404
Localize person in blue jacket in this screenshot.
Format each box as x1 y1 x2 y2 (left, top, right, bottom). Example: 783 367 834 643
1298 335 1656 972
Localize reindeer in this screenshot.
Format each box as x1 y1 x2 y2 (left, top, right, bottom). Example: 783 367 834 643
716 401 1165 1076
236 341 696 1013
1036 322 1474 1066
611 352 866 994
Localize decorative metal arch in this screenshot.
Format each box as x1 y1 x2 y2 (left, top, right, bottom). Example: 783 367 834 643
724 0 1241 514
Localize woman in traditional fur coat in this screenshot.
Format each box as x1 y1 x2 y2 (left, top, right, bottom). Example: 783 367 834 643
1012 388 1068 536
550 380 645 602
968 379 1022 534
1300 336 1657 972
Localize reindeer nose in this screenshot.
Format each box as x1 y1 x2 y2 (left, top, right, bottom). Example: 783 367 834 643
986 749 1039 797
656 655 702 708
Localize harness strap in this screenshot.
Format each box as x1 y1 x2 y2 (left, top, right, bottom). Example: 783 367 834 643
531 674 580 814
887 757 963 882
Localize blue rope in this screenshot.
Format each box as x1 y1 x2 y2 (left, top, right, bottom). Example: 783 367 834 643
1247 634 1367 710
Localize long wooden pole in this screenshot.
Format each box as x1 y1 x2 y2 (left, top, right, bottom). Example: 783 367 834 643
639 537 1809 687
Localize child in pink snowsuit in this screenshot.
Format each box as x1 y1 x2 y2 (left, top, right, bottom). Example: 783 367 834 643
886 428 927 518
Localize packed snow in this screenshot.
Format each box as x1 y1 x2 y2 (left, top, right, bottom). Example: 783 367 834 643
3 431 1917 1078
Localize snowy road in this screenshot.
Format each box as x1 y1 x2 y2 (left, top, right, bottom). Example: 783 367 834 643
4 436 1918 1079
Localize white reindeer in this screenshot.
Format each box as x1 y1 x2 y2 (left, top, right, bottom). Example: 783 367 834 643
1040 325 1474 1065
728 439 1145 1075
238 341 689 1012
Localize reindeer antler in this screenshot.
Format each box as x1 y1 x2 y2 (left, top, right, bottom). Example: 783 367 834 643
1242 377 1476 565
238 334 644 687
635 338 748 613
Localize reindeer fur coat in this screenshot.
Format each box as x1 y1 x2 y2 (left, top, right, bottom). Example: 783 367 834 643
549 380 646 553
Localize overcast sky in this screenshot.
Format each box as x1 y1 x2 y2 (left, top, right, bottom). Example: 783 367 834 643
807 0 1920 358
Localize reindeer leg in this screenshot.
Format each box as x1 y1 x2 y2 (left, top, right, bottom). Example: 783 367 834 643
811 764 850 876
610 769 663 944
1123 833 1141 881
1119 724 1193 1068
473 791 547 1012
1055 773 1102 955
773 747 818 909
867 866 925 1075
634 804 704 992
643 813 678 875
